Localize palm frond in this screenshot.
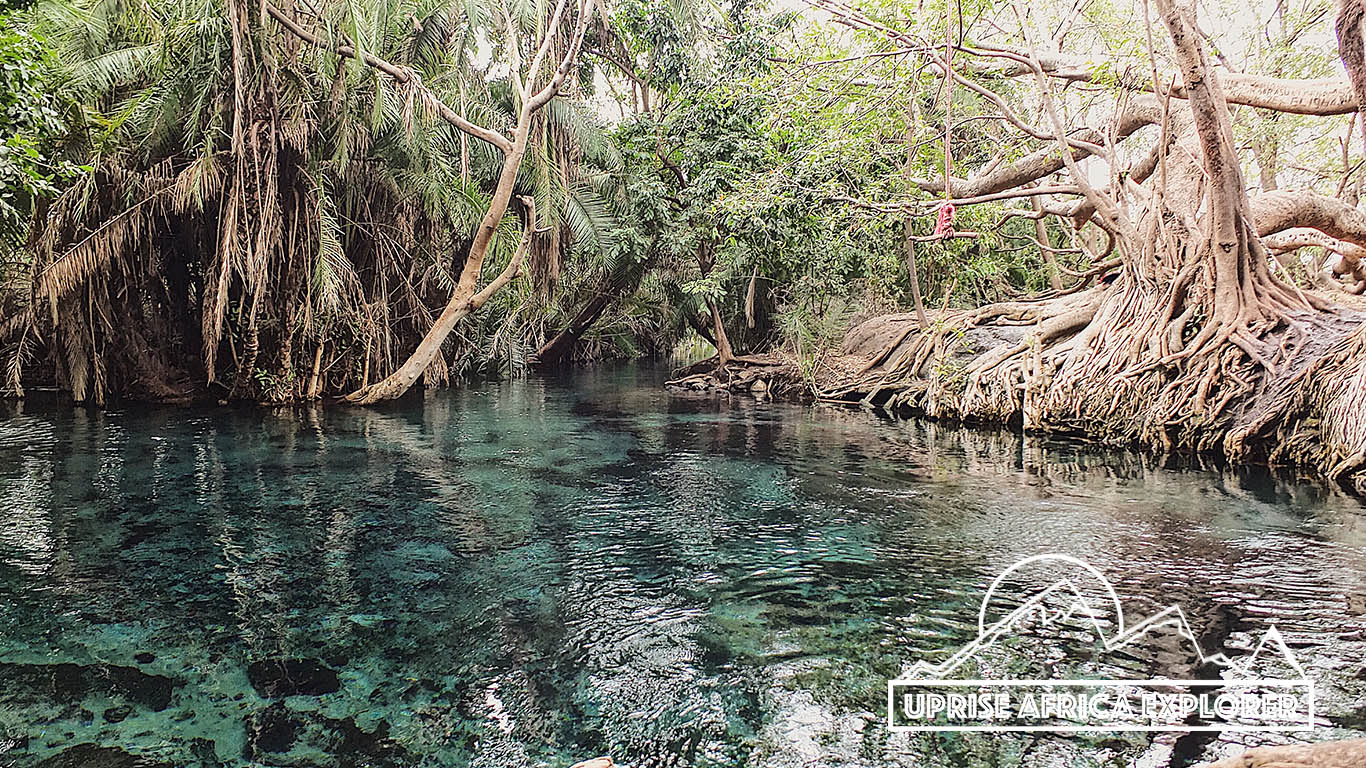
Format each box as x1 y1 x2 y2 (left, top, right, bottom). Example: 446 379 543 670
313 185 361 315
562 181 620 260
36 187 167 301
62 41 158 95
542 97 621 171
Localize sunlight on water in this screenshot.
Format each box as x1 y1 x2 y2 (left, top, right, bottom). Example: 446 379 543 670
0 365 1363 767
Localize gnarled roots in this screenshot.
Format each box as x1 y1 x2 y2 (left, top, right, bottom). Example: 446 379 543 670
822 263 1366 489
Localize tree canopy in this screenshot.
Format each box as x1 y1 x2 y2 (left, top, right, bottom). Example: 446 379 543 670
9 0 1366 481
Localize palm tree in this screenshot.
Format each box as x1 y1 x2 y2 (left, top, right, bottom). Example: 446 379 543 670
6 0 618 402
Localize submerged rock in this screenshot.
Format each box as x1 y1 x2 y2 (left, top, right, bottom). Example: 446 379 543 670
34 744 173 768
0 662 180 711
246 658 340 698
245 702 301 756
334 717 409 768
187 738 225 768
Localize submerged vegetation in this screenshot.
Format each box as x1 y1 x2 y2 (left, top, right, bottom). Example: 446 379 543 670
7 0 1366 482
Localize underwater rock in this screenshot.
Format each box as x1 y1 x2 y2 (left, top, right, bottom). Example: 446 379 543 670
103 705 132 723
133 652 155 665
33 743 173 768
0 662 180 711
120 521 169 549
246 658 340 698
187 738 225 767
245 702 301 756
333 717 410 767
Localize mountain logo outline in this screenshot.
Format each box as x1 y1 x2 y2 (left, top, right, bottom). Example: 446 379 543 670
887 554 1315 733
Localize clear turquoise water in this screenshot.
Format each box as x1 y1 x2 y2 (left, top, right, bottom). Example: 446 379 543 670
1 365 1364 767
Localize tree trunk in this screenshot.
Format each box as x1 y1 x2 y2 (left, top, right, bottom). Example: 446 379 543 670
1030 195 1063 291
312 0 598 403
345 151 529 403
1254 125 1280 191
530 290 615 368
708 299 736 364
1337 0 1366 154
306 342 324 399
1156 0 1253 320
903 114 929 328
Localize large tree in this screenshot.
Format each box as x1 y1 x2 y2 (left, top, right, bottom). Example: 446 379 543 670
8 0 605 403
801 0 1366 487
301 0 601 402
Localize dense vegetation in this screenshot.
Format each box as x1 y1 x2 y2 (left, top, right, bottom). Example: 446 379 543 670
0 0 1090 400
7 0 1366 483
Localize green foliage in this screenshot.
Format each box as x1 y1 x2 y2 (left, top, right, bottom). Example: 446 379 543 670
2 0 1355 396
720 0 795 75
0 15 78 244
1 0 641 398
588 0 1088 362
612 0 695 91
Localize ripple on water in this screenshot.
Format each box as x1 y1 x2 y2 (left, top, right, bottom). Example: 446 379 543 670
0 372 1364 767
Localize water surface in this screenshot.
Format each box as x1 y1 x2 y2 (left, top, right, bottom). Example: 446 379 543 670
1 365 1364 767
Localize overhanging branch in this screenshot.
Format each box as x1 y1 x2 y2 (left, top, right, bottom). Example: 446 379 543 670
264 4 515 154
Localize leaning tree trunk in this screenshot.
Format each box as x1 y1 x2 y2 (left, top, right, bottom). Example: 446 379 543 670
530 291 614 368
313 0 598 403
708 299 737 364
344 147 529 403
530 255 648 368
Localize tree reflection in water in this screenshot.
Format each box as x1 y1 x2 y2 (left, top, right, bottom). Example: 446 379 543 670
0 365 1362 767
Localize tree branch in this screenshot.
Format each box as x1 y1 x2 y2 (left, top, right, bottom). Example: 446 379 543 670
1251 189 1366 250
968 44 1361 117
528 0 598 111
803 0 1364 118
826 184 1082 213
264 3 515 154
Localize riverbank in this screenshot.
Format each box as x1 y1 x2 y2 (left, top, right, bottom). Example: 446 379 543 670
669 302 1366 494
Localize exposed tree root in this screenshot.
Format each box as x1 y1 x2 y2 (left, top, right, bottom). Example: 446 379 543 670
770 273 1366 490
659 0 1360 492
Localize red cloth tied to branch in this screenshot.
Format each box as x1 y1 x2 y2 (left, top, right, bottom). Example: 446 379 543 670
933 202 956 238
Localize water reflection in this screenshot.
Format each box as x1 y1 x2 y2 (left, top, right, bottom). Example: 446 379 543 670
0 366 1363 767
